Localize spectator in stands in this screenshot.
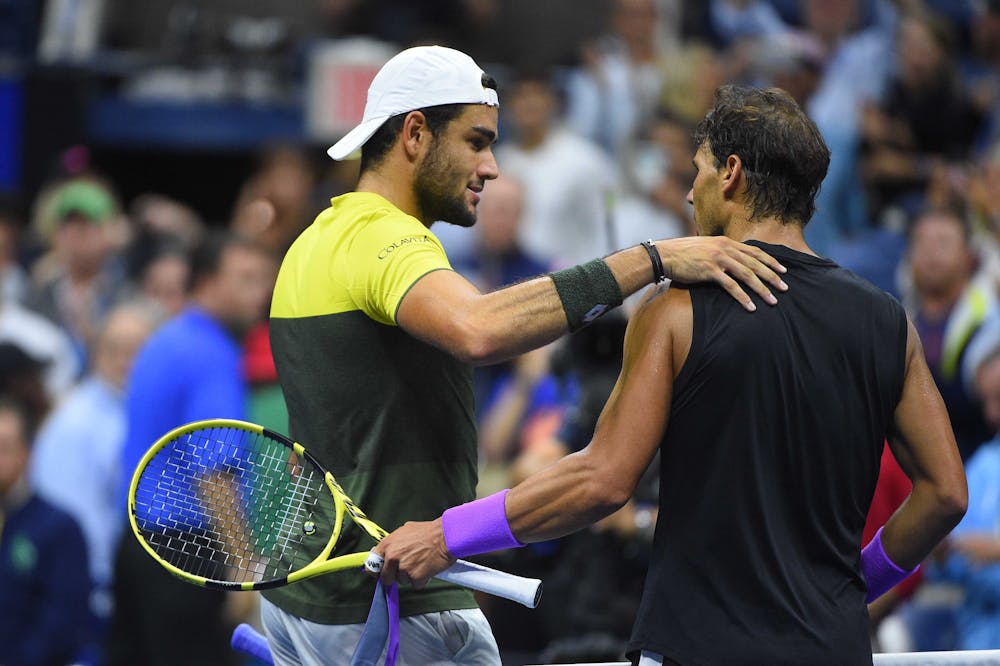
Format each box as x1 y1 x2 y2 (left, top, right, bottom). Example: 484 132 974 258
657 41 729 128
129 193 204 252
906 206 994 460
565 0 669 158
966 0 1000 155
0 342 53 436
496 70 619 268
453 175 549 293
0 200 28 304
26 178 130 367
929 346 1000 649
122 193 203 290
751 29 825 107
231 145 317 256
801 0 896 254
478 346 563 477
0 270 80 401
707 0 788 47
0 396 92 666
107 231 275 666
615 110 694 252
137 246 190 318
29 301 160 655
860 8 985 221
958 147 1000 388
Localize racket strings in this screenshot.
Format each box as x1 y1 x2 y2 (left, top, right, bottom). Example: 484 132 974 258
133 426 330 584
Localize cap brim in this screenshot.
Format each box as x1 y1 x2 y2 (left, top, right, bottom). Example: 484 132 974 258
327 116 389 161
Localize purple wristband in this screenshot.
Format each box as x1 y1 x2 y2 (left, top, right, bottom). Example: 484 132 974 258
441 489 525 559
861 527 919 603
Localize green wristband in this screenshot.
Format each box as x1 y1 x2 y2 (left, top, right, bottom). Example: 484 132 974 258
550 258 624 332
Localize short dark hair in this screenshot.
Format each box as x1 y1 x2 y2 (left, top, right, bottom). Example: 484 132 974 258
694 85 830 225
0 396 35 446
186 230 265 293
908 204 973 245
359 72 498 174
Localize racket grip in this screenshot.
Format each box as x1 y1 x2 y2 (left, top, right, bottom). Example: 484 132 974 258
231 623 274 665
436 559 543 608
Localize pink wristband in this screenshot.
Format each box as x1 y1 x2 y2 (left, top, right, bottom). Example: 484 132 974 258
861 526 919 603
441 489 525 559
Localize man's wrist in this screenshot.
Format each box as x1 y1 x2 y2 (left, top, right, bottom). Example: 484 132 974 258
641 240 667 284
441 489 525 559
549 259 623 332
862 526 919 603
652 240 673 281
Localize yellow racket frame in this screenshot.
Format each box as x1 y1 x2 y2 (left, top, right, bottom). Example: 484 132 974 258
128 418 389 591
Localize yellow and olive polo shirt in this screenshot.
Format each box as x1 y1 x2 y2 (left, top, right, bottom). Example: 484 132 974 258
262 191 478 624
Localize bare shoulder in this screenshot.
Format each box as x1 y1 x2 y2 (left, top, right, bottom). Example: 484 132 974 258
900 311 921 375
627 283 693 374
632 282 693 330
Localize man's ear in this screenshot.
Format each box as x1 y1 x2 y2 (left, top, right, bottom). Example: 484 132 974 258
401 111 429 161
722 154 743 198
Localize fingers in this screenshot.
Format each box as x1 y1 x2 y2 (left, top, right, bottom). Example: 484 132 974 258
736 245 789 293
715 272 757 312
719 261 771 309
741 243 788 277
366 547 400 586
365 548 427 588
365 551 384 575
714 240 789 310
655 237 789 309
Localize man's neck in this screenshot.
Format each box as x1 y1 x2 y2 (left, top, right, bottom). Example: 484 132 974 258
725 216 815 255
356 171 428 227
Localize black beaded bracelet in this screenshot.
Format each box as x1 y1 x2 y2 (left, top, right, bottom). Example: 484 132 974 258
641 240 667 283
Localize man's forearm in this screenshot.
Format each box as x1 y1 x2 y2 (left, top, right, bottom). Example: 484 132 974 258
464 238 785 365
881 480 967 570
460 245 656 365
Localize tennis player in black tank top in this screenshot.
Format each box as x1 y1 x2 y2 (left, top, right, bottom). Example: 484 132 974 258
373 86 968 665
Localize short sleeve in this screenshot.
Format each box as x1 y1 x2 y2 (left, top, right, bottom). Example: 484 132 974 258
346 214 452 325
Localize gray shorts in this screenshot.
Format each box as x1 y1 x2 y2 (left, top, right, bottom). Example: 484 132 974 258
260 596 501 665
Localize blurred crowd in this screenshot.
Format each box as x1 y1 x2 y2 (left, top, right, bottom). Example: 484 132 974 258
3 0 1000 664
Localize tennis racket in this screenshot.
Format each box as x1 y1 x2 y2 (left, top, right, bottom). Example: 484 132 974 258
127 419 541 607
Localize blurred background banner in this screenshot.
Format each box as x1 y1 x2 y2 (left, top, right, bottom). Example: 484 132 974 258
305 37 394 142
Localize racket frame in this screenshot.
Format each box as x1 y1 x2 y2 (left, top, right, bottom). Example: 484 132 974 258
129 418 542 607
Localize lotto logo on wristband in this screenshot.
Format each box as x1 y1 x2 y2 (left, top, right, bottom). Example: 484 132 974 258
583 304 609 324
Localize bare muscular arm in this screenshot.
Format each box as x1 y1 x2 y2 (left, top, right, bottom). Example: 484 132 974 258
396 237 784 366
882 317 968 569
375 286 692 584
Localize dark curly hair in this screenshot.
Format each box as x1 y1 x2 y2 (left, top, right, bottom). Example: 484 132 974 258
694 85 830 225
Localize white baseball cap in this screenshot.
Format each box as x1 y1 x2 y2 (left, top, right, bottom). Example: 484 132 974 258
326 45 499 161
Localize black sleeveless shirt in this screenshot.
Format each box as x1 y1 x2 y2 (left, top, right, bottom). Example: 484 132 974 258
627 242 908 666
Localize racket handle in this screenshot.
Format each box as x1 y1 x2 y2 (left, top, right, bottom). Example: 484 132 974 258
437 559 543 608
231 623 274 665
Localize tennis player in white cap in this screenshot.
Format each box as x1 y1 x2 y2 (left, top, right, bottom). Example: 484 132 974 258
261 45 789 665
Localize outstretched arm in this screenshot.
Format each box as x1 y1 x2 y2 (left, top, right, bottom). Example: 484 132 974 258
397 237 785 366
375 287 691 586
